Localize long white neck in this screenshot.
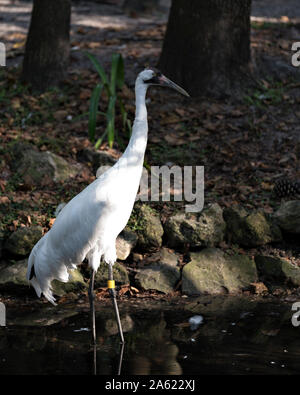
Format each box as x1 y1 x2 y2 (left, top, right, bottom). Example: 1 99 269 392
121 81 148 165
134 82 148 121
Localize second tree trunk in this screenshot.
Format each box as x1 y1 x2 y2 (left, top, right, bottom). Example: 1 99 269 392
159 0 252 97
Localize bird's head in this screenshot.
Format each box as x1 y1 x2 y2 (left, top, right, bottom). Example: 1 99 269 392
137 68 189 97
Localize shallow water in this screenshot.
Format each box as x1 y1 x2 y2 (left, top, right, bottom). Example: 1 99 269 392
1 295 300 375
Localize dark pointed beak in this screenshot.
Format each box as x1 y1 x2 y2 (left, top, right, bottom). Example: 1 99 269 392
158 75 190 97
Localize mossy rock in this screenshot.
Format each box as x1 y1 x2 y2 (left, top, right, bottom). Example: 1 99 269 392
10 142 76 187
77 147 117 176
255 255 300 286
52 269 87 296
0 259 86 296
224 206 282 247
0 259 29 289
182 248 258 295
135 248 181 293
164 203 226 249
94 262 129 288
129 204 164 251
4 226 43 256
116 228 138 260
273 200 300 234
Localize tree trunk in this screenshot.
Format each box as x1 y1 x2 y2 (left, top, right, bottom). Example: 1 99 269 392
21 0 71 91
158 0 252 97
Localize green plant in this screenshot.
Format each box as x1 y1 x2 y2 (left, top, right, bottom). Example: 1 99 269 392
85 52 132 149
244 81 284 109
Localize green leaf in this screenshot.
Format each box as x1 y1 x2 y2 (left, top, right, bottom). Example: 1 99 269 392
88 83 103 143
110 53 124 95
72 110 105 122
126 119 132 137
106 95 117 148
143 159 151 172
106 120 114 149
85 52 110 94
94 129 108 149
86 52 125 148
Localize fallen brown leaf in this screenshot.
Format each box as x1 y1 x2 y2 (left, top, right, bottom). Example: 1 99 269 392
161 114 180 125
0 180 6 192
164 134 186 146
49 218 56 228
79 89 91 100
0 196 9 204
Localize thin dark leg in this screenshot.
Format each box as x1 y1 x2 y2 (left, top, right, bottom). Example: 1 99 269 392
117 342 125 375
108 264 124 344
88 270 96 345
92 344 97 375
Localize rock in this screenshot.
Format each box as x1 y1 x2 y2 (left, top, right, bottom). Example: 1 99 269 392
116 228 138 260
223 206 282 247
182 248 258 295
132 252 143 263
77 148 117 176
94 262 129 288
96 165 111 178
0 259 29 289
255 255 300 286
135 248 180 293
0 259 86 296
131 204 164 251
10 142 76 187
52 269 87 296
4 226 43 256
222 205 247 234
273 200 300 234
164 203 226 249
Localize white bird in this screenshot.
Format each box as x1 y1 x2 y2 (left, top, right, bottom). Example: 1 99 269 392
26 67 189 344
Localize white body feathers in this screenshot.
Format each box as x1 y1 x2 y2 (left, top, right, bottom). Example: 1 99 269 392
27 72 150 305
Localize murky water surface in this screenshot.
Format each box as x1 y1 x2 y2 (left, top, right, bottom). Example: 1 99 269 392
1 295 300 375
